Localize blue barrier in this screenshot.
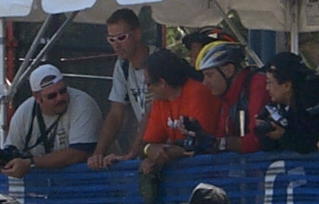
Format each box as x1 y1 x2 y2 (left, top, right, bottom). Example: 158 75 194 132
1 151 319 203
0 173 8 195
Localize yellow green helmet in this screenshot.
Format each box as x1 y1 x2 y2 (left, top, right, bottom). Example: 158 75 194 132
195 41 245 71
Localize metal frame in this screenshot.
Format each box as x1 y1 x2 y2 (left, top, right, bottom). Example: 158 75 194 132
0 19 6 148
212 0 264 67
290 0 300 54
0 12 79 145
9 12 79 99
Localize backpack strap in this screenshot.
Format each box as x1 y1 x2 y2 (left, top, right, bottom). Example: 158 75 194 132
121 59 130 102
229 67 264 136
121 59 129 80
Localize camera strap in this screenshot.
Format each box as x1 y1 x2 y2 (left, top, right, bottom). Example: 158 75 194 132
23 101 63 153
229 67 264 136
23 102 37 152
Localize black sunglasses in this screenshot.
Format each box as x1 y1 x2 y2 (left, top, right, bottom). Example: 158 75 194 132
45 87 67 100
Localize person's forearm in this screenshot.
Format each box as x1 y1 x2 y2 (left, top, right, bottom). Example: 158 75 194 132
235 132 260 153
128 109 151 158
226 136 242 152
128 133 144 158
33 148 89 168
94 115 122 155
93 102 126 155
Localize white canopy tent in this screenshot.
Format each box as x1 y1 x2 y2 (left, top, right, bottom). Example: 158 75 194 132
4 0 319 31
0 0 319 145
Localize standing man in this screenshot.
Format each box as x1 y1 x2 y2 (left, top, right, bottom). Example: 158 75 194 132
1 64 102 178
87 8 156 169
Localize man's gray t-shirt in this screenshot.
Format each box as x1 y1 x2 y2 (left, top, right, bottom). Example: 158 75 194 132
5 88 102 156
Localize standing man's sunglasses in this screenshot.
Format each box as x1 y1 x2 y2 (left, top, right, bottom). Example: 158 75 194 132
107 32 131 44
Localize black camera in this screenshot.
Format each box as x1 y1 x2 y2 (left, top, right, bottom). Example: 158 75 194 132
255 104 288 135
175 116 216 153
0 145 31 167
183 116 202 133
176 116 200 152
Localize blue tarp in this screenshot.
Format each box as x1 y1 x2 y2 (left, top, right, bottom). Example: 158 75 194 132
0 173 8 194
1 151 319 203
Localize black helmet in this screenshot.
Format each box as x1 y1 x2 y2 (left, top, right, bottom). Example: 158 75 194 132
182 26 236 50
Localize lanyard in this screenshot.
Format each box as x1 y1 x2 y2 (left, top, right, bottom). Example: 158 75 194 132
23 102 63 153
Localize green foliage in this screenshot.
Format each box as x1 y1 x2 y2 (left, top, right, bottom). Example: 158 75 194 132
164 10 247 62
218 10 248 41
166 27 189 58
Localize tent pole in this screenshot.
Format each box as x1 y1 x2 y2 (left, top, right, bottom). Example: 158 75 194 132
0 19 7 148
212 0 264 67
10 15 53 93
290 0 299 54
9 11 78 99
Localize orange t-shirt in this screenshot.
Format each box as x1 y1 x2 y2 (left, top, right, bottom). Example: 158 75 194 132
143 79 221 143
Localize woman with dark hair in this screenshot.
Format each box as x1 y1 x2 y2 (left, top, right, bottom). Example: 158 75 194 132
257 52 319 153
139 49 221 204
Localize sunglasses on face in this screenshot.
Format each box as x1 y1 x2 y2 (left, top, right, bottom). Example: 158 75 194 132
45 87 67 100
107 32 131 44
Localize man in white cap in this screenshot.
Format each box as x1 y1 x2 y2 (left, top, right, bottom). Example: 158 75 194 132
1 64 102 178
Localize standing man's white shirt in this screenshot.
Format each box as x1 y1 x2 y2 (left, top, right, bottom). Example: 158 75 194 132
108 46 156 122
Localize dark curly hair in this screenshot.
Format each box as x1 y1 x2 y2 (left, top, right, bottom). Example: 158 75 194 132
144 49 201 87
265 52 319 110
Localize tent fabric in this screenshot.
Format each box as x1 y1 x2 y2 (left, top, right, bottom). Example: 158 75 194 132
2 0 319 32
150 0 285 29
0 0 97 18
1 152 319 203
117 0 162 5
42 0 96 14
0 0 33 17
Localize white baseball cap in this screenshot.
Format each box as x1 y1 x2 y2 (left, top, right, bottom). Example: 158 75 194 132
29 64 63 92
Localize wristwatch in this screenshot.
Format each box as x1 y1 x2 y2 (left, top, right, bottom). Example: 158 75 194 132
29 157 36 168
143 143 151 156
218 138 226 151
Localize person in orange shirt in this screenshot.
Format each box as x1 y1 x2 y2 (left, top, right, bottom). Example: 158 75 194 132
139 49 221 204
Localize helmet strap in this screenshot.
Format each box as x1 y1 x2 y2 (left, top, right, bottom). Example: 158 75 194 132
215 66 235 95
